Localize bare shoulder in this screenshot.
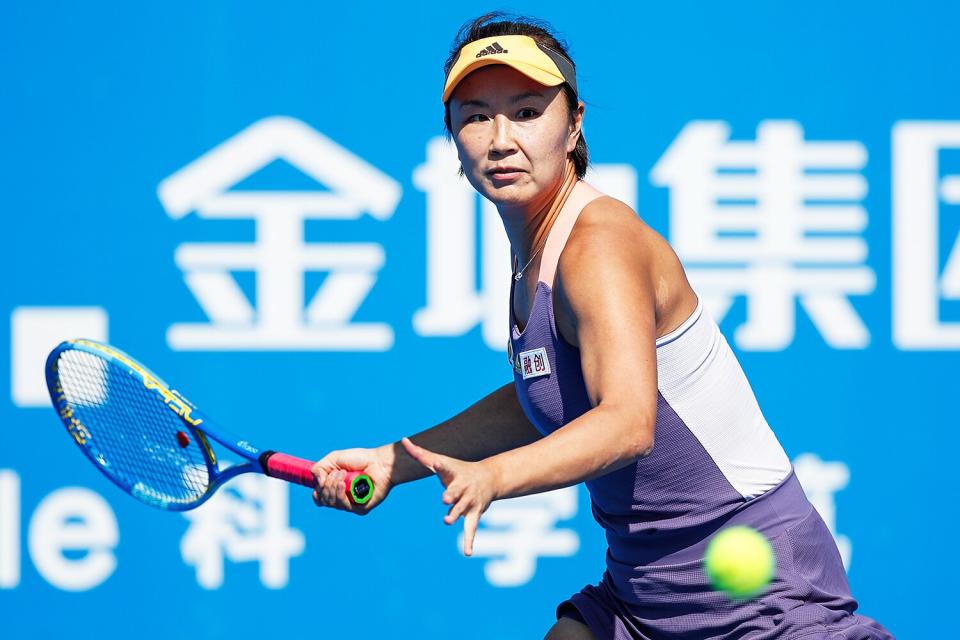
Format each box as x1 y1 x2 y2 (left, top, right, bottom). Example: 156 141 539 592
554 195 696 342
559 196 662 280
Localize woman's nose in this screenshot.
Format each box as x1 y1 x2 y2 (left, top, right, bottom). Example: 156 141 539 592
491 114 518 155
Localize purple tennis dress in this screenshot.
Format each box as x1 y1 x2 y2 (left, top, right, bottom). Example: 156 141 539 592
507 181 893 639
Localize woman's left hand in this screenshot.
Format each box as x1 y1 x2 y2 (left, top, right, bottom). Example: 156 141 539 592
401 437 500 556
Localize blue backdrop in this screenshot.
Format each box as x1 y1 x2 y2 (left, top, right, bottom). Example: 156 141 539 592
2 2 954 637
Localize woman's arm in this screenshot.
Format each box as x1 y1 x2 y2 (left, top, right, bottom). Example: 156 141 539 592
311 381 541 513
379 381 542 486
486 203 667 495
404 201 684 553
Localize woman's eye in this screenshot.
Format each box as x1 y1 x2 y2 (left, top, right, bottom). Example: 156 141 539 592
465 113 489 123
517 108 538 119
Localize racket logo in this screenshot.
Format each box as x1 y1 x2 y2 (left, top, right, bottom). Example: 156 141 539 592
50 382 92 445
67 417 91 445
235 440 258 454
71 339 203 427
142 377 203 426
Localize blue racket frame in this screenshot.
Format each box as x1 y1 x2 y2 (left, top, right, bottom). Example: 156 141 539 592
46 339 272 511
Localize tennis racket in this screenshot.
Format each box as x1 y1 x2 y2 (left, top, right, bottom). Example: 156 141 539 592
45 339 373 511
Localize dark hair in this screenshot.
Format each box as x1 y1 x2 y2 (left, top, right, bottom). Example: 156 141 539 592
442 12 589 179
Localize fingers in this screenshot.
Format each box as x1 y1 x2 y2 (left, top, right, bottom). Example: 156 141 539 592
400 436 435 471
444 494 467 525
310 449 381 512
313 469 356 511
321 469 342 507
442 488 457 505
402 436 453 475
462 510 481 557
311 465 328 488
310 455 343 497
310 452 341 480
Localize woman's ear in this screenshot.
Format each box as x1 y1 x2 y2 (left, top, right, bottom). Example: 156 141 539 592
567 101 585 153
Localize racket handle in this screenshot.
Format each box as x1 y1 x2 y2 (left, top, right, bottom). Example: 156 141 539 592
260 451 315 487
259 451 374 505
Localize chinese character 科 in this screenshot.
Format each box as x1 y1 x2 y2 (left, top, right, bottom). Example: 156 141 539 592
180 473 305 589
792 453 852 570
467 487 580 587
651 121 875 351
892 122 960 349
158 117 402 351
413 137 640 350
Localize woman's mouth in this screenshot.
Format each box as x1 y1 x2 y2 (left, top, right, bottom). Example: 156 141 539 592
487 167 525 182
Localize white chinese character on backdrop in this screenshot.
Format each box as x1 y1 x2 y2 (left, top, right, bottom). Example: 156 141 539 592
413 137 638 350
158 117 402 351
892 122 960 349
181 474 304 589
466 487 579 587
651 121 875 351
792 453 852 570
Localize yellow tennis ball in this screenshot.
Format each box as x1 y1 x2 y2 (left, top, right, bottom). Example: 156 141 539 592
705 526 776 599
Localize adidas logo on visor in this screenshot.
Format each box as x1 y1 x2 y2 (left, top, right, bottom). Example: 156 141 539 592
475 42 508 58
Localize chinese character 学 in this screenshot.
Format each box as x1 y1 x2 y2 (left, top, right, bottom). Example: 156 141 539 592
467 487 580 587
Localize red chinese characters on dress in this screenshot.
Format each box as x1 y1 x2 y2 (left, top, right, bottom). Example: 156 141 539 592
533 353 546 372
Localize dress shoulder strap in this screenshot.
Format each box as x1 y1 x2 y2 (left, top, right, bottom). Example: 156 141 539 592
538 180 605 287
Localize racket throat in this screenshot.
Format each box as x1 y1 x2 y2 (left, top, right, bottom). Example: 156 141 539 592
258 450 279 475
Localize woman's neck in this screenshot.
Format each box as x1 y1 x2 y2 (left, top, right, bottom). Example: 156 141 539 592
500 161 578 269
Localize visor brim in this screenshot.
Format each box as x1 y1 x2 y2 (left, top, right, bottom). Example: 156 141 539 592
442 58 566 103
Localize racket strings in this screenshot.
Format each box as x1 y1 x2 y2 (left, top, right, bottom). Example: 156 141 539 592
56 349 211 508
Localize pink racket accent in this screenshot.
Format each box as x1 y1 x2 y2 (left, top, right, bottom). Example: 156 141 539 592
263 452 315 487
262 453 372 504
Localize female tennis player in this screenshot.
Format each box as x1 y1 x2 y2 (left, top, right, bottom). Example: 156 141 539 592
311 13 893 640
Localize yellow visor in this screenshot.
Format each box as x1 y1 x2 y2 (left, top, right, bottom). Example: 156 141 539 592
441 34 577 103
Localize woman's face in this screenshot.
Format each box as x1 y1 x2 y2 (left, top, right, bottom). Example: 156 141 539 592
449 65 582 210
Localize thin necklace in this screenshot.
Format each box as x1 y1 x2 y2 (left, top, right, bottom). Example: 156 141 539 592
513 240 547 281
512 162 578 282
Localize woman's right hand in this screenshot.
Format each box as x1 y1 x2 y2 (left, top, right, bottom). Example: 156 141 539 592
310 446 394 515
